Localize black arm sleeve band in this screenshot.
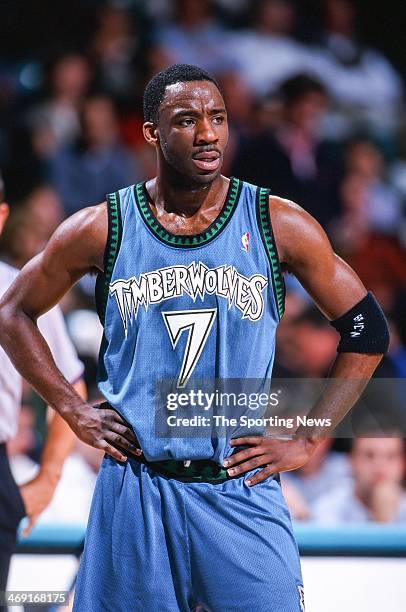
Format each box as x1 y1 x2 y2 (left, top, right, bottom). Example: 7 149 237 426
330 291 390 354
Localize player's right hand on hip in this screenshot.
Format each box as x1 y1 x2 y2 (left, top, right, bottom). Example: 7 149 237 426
65 401 142 462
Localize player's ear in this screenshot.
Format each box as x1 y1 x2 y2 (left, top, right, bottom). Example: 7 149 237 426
143 122 159 146
0 202 10 234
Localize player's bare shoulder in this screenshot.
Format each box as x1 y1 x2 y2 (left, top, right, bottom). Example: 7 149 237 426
45 202 109 274
269 194 331 267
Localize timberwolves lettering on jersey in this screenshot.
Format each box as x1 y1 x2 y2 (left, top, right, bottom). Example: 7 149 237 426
110 262 268 335
95 177 285 462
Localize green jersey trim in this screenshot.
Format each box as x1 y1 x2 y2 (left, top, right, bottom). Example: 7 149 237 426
256 186 285 320
134 177 242 248
95 191 123 325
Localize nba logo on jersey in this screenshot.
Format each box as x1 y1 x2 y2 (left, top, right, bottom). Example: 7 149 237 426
241 231 250 253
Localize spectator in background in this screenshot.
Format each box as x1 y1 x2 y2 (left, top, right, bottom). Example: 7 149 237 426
0 204 46 270
153 0 230 74
144 0 248 24
0 186 63 269
47 95 139 215
90 5 141 105
232 74 342 229
224 0 312 96
273 305 338 377
273 287 311 378
27 53 91 159
24 185 64 239
332 171 406 312
309 0 403 129
331 138 405 298
281 438 351 520
313 437 406 523
216 70 254 174
342 138 402 234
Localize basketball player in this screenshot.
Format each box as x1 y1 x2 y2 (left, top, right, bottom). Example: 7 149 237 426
0 65 389 611
0 174 85 603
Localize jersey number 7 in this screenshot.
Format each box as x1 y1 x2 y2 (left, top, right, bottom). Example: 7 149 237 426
162 309 217 388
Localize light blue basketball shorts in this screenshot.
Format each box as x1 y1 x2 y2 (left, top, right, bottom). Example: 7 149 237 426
73 456 304 612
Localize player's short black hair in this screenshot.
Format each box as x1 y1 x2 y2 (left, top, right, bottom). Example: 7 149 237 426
143 64 221 124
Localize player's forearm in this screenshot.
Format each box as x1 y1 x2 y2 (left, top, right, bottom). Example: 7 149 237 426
0 305 85 414
296 352 383 438
40 380 87 484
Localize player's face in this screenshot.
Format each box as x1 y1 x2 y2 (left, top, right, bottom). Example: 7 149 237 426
155 80 228 185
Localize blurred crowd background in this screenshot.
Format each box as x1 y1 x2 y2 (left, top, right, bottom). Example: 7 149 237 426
1 0 406 526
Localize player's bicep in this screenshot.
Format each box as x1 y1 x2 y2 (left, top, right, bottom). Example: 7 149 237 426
294 250 367 320
272 197 367 320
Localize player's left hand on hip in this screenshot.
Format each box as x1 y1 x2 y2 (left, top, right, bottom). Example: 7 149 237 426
224 437 317 486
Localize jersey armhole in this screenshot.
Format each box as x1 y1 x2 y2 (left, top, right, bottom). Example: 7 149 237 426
255 186 286 320
95 191 123 325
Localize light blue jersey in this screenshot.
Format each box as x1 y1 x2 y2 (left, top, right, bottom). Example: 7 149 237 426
95 177 285 462
75 179 304 612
